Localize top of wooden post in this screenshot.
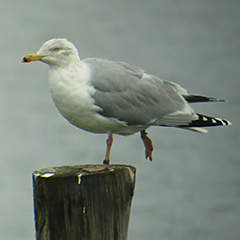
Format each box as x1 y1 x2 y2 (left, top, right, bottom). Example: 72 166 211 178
33 164 136 185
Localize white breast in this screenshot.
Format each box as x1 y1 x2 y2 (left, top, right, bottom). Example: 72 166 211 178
47 62 142 135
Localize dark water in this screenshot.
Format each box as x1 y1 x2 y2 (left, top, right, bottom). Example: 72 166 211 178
0 1 239 239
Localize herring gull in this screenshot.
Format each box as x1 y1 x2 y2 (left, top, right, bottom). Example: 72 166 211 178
22 38 231 172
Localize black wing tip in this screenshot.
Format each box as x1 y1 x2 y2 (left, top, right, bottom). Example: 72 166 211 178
179 114 232 128
184 95 225 103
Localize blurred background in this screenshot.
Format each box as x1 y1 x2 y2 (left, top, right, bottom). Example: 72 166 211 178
0 0 239 239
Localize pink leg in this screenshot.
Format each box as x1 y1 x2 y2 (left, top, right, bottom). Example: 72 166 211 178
83 133 113 172
140 130 153 161
104 133 113 162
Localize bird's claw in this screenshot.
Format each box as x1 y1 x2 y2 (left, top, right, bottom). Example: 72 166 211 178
140 130 153 161
82 163 109 172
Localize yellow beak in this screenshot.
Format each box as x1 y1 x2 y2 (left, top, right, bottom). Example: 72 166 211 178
22 52 44 63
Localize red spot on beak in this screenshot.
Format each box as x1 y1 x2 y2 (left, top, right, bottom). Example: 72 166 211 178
22 57 31 63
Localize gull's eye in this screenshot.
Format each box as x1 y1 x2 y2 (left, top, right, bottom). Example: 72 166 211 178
52 48 60 52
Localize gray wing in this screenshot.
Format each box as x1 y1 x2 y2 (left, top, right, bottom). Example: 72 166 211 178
83 58 196 126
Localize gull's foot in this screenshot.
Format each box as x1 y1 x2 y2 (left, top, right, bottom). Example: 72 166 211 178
82 160 110 172
140 130 154 161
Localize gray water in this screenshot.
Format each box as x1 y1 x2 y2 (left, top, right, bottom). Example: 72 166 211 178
0 0 240 239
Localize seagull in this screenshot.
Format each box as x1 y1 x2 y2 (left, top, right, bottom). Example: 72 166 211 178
22 38 231 172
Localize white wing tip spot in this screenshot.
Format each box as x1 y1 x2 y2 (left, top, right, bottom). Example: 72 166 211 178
212 119 217 124
203 116 208 121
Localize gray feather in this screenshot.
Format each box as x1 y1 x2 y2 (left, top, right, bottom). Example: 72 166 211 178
83 58 194 126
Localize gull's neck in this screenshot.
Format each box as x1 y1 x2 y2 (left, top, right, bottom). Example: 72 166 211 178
48 59 91 88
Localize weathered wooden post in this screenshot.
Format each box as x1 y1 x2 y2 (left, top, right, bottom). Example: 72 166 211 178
32 164 136 240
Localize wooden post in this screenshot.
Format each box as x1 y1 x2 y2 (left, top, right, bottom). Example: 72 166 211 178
32 164 136 240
